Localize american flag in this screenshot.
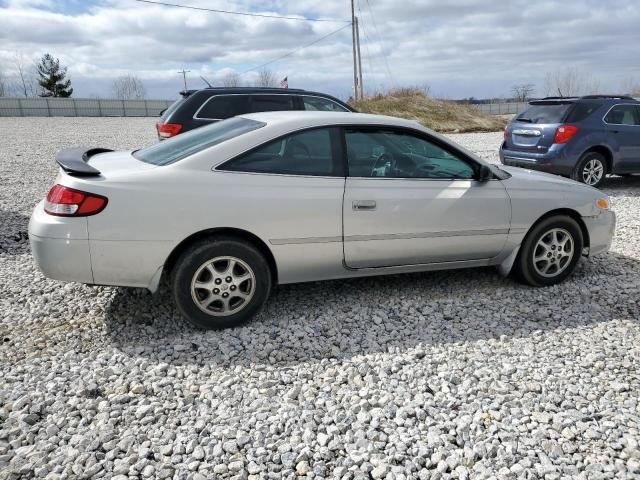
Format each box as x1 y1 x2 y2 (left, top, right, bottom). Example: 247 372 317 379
280 76 288 88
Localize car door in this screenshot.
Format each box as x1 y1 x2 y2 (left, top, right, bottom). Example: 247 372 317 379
218 127 345 283
342 127 511 269
604 104 640 172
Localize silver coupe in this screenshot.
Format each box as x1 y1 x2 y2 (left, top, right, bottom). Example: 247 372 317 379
29 112 616 328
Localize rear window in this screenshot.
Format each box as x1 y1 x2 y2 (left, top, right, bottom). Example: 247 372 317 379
160 96 187 121
134 117 265 166
516 103 572 124
196 95 250 120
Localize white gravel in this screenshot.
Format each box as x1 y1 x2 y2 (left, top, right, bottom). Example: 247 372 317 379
1 117 639 480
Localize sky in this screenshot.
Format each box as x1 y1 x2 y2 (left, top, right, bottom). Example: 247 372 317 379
0 0 638 101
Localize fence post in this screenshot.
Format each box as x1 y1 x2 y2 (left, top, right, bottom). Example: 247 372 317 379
144 100 149 117
122 100 126 117
46 98 51 117
18 98 24 116
97 99 102 117
72 99 78 116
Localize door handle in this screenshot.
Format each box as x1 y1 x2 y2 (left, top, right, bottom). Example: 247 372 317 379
353 200 376 211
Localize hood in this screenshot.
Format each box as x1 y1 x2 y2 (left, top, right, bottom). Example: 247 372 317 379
499 165 596 190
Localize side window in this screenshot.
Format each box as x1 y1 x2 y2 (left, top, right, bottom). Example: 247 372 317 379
566 102 600 123
196 95 250 120
345 128 476 179
302 96 349 112
221 128 340 176
604 105 640 126
250 95 295 113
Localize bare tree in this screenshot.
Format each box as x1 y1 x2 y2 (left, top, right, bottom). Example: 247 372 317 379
221 71 242 87
14 53 36 97
621 76 640 97
255 67 277 87
543 67 602 97
111 74 146 100
511 83 535 102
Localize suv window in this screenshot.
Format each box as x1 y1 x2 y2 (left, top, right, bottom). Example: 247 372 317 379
566 102 600 123
161 96 188 121
604 104 640 126
345 128 476 179
302 96 349 112
134 118 265 166
196 95 250 120
250 95 295 112
516 103 572 124
221 127 341 176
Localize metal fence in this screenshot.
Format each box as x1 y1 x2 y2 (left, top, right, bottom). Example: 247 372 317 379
472 102 529 116
0 97 174 117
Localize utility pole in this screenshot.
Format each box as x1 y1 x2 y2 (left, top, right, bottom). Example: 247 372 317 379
177 69 191 90
355 16 364 99
350 0 358 100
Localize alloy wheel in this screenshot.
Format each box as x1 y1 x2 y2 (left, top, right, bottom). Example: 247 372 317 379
582 158 604 186
532 228 575 278
190 256 256 316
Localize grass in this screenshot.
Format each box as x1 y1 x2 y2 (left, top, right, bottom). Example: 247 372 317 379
350 88 507 133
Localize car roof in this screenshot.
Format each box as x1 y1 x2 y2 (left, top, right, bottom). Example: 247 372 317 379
238 111 424 129
530 95 639 105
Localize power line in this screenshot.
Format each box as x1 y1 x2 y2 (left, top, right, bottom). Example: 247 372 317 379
364 0 396 88
133 0 349 23
239 24 352 75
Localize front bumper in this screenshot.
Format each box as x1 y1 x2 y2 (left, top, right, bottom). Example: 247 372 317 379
29 201 94 284
583 209 616 256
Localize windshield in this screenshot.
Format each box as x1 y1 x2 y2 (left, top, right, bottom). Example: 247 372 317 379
134 117 265 166
160 96 187 121
516 104 572 124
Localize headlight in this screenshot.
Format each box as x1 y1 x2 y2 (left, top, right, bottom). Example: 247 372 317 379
596 198 610 210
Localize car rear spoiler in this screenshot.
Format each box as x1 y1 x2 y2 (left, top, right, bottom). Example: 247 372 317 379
55 147 113 176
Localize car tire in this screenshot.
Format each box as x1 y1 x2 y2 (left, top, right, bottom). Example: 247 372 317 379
514 215 584 287
572 152 607 188
172 237 272 329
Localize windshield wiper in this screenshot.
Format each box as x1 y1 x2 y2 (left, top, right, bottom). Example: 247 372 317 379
515 117 533 123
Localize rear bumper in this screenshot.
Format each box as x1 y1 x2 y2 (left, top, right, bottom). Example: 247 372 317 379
583 210 616 256
499 144 575 176
29 202 94 284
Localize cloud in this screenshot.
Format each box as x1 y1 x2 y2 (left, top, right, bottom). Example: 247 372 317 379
0 0 637 99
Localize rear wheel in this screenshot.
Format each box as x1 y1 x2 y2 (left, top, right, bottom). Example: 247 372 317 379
572 152 607 187
172 238 271 329
514 216 584 287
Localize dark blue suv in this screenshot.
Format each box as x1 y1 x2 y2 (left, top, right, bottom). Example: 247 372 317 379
500 95 640 187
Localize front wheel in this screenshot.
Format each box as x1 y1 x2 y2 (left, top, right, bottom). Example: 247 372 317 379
172 238 272 329
573 152 607 187
514 216 584 287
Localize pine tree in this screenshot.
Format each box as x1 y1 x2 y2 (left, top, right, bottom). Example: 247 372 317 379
37 54 73 97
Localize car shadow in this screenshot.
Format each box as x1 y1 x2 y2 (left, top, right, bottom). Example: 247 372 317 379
603 174 640 197
104 251 639 368
0 210 30 256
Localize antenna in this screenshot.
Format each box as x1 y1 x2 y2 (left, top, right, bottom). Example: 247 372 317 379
200 76 213 88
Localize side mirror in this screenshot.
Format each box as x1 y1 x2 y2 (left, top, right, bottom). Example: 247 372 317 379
478 164 493 182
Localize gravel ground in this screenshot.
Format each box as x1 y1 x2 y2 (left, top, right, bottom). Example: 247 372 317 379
1 117 639 480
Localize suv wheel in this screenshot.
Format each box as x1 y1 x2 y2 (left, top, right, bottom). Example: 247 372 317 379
172 238 272 329
514 215 584 287
573 152 607 187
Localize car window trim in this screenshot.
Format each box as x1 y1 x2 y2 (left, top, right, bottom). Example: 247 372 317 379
339 125 488 181
193 93 297 121
216 125 346 178
602 103 640 127
301 95 350 112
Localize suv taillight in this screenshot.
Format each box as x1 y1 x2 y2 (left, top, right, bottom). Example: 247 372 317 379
156 122 182 139
553 125 579 144
44 184 107 217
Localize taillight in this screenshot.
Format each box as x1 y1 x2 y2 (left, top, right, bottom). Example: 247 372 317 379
44 184 107 217
553 125 579 144
156 122 182 139
503 128 508 142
